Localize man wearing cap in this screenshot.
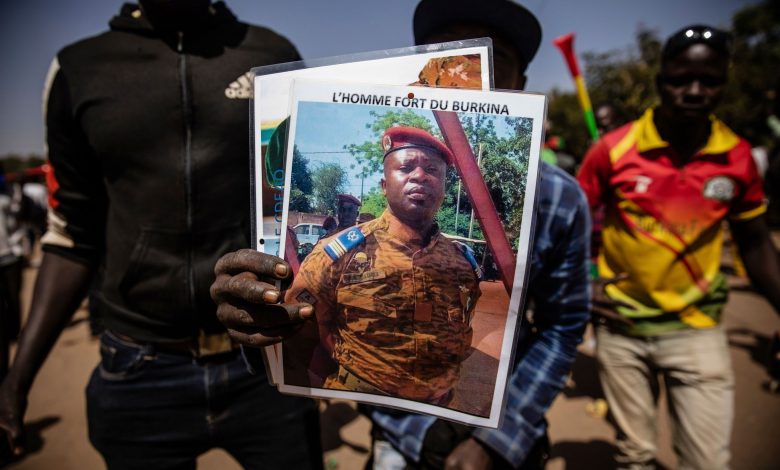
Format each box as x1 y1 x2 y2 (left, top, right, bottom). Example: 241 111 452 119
579 25 780 469
365 2 592 469
335 193 361 231
284 126 482 405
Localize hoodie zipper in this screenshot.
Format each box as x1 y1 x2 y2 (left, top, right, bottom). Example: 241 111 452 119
178 31 197 314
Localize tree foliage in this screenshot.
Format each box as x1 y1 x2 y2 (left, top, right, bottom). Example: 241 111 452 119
345 110 438 176
548 0 780 158
719 0 780 146
289 146 313 212
311 162 347 215
584 26 662 121
360 186 387 217
548 26 661 159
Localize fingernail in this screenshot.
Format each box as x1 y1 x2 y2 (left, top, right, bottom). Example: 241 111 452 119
263 290 280 303
299 306 313 318
274 263 289 277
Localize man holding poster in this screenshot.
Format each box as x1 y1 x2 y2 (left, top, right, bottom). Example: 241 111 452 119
286 126 482 405
366 1 591 469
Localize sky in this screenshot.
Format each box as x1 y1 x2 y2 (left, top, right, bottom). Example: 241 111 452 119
0 0 758 157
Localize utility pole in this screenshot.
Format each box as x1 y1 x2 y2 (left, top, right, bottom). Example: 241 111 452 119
467 142 483 239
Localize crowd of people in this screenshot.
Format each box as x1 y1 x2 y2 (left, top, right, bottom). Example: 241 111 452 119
0 167 47 380
1 0 778 469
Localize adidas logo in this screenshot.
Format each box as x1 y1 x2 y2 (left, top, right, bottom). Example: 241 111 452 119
225 72 253 99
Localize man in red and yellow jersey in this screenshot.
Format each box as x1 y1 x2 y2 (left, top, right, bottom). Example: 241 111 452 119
578 25 780 470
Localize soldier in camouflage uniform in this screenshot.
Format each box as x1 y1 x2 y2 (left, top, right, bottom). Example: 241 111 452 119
285 126 482 405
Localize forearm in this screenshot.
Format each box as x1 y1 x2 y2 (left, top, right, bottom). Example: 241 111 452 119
5 251 93 394
731 216 780 314
740 239 780 313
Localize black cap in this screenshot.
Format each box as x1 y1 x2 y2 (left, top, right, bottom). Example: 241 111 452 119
413 0 542 68
662 24 732 62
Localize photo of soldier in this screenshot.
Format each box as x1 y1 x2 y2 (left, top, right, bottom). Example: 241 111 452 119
275 91 539 420
286 126 482 408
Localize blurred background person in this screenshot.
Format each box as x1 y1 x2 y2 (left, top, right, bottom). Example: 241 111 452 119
0 164 25 380
335 193 361 231
579 24 780 469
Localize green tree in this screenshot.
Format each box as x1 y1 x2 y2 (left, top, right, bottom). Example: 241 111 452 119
289 146 313 212
548 26 662 158
311 163 347 215
360 186 387 217
719 0 780 146
585 26 661 126
549 3 780 156
345 110 437 176
547 90 590 159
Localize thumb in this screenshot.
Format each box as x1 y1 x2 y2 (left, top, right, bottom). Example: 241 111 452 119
10 430 24 457
0 420 24 457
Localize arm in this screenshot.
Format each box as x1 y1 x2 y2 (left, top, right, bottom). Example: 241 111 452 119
284 246 339 353
468 170 592 468
0 60 105 456
283 247 341 382
0 253 93 455
576 139 635 324
576 139 612 211
729 215 780 314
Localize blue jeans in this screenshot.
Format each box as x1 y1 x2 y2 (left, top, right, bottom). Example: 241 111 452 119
87 332 322 470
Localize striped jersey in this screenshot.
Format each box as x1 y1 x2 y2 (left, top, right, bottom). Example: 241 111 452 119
578 109 766 335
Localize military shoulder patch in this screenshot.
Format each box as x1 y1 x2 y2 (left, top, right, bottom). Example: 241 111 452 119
324 227 365 261
452 240 483 280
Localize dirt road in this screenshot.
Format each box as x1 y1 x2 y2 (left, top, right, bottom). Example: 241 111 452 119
3 250 779 469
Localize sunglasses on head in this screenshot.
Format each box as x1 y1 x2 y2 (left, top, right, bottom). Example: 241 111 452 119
662 25 732 61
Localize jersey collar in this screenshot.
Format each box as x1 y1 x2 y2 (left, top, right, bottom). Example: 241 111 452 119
636 108 740 156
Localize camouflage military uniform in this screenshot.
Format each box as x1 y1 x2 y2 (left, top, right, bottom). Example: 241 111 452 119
285 210 481 405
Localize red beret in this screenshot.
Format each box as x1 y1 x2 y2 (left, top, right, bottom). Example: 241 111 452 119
381 126 453 165
336 193 362 206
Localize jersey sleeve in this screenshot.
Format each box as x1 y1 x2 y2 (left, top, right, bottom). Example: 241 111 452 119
576 139 612 210
730 142 767 222
40 57 107 266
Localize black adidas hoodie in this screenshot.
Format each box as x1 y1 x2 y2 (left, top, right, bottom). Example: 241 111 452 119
42 2 300 341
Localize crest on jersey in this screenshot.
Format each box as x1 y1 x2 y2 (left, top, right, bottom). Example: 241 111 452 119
703 176 735 202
